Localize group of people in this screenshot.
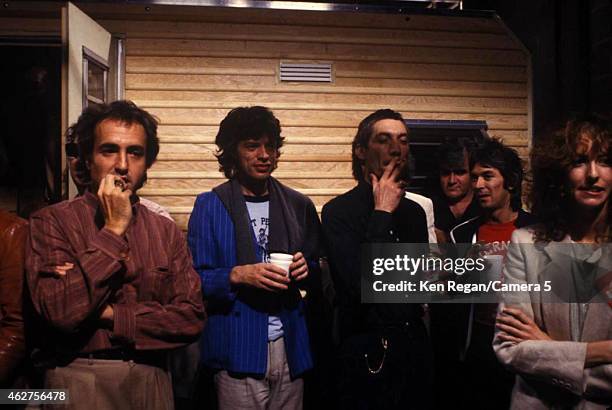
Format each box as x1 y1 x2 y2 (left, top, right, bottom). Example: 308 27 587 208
0 100 610 410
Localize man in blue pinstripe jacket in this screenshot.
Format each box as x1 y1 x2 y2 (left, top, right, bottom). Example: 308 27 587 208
188 106 321 410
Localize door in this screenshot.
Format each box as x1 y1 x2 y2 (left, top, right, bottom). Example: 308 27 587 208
62 1 112 198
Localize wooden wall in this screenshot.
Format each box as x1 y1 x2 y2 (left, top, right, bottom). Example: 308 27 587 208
0 3 529 229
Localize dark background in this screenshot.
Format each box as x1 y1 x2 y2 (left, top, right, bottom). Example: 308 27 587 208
465 0 612 141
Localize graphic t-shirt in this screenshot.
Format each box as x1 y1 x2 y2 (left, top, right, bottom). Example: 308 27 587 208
476 218 518 325
245 195 283 341
477 219 517 256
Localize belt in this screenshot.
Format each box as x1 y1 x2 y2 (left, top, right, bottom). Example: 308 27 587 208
76 350 167 368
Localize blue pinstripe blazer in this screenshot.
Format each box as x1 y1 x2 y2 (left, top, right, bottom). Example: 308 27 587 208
187 191 314 377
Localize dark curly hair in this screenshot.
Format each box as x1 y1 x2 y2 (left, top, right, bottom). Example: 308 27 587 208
351 109 408 181
69 100 159 185
469 138 524 211
530 114 611 242
215 106 284 179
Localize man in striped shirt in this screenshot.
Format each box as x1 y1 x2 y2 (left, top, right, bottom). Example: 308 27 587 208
26 101 205 410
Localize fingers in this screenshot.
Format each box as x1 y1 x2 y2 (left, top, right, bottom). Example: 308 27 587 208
370 173 379 189
293 268 308 281
99 175 129 194
260 264 290 288
292 252 303 262
289 253 305 270
389 159 401 182
53 262 74 277
291 263 309 281
496 313 526 330
264 263 290 277
497 332 523 344
495 322 526 340
502 307 532 324
289 253 308 281
258 275 288 292
380 159 396 180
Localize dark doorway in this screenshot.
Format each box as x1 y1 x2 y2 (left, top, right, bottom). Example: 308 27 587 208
0 44 62 217
406 120 488 197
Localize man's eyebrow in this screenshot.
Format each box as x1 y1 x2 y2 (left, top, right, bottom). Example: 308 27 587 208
97 143 119 150
374 132 408 137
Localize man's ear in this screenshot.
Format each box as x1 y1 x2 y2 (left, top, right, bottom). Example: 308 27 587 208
355 144 367 161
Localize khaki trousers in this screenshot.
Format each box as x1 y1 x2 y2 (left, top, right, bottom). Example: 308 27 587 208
43 358 173 410
214 338 303 410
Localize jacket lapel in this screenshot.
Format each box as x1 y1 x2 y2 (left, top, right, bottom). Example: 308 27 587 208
213 179 258 265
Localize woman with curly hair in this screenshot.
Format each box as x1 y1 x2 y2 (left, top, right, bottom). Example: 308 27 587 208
493 115 612 409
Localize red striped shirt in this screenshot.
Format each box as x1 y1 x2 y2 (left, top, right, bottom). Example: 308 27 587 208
26 192 205 354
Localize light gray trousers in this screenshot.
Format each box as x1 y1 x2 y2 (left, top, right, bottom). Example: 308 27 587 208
43 358 174 410
214 338 304 410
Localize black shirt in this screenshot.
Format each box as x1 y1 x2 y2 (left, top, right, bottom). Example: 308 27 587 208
432 194 480 236
321 182 429 339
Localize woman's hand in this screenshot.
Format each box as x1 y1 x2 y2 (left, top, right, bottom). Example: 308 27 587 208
496 307 552 343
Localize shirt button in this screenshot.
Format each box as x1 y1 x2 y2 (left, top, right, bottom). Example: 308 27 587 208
119 251 130 261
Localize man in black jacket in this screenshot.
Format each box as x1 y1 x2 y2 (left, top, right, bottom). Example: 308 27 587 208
322 109 432 410
450 138 537 410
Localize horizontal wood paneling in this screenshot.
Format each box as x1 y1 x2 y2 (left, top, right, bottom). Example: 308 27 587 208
0 5 530 226
150 160 352 174
116 8 529 225
127 57 527 82
126 38 527 66
132 94 526 115
145 108 527 130
141 178 357 193
127 74 526 98
103 20 520 50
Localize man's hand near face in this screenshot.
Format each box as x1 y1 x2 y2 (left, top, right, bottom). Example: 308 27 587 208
98 174 133 237
229 263 290 292
372 159 406 214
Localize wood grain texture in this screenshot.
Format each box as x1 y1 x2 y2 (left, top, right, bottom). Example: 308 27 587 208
102 19 520 50
126 74 526 98
127 56 526 82
126 38 527 66
0 6 531 224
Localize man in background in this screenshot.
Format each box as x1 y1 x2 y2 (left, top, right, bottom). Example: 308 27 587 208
429 138 480 409
433 139 480 242
450 138 537 409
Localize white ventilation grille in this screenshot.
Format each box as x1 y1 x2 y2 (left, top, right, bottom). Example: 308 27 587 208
280 62 332 83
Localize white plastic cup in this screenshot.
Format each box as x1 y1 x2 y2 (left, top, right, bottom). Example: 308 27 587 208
269 252 293 277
